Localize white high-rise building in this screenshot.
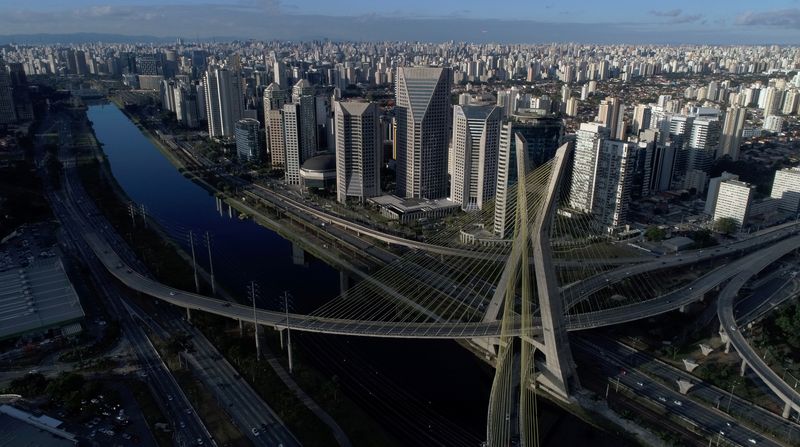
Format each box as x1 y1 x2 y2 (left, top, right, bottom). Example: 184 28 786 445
687 117 721 172
764 115 785 132
719 106 746 160
771 167 800 213
235 118 261 162
450 104 502 211
273 60 287 88
395 67 452 199
714 179 753 227
283 103 301 185
263 83 288 165
591 140 635 233
762 86 783 117
596 97 623 139
569 122 609 213
783 90 799 115
631 104 651 136
705 172 738 215
334 101 381 204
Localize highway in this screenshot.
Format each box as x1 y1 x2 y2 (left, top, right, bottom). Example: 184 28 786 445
43 118 214 446
53 113 298 446
717 238 800 418
575 337 781 447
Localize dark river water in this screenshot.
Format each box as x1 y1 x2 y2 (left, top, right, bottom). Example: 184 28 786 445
87 103 626 447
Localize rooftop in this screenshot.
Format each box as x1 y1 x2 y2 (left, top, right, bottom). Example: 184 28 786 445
0 260 85 340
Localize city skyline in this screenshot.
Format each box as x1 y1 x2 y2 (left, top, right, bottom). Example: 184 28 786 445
1 1 800 44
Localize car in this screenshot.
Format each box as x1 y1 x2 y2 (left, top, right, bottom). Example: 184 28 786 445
657 396 667 402
169 291 176 296
635 381 644 387
167 395 174 401
748 439 757 444
673 400 682 406
725 421 733 427
185 408 192 415
180 421 186 428
719 430 726 436
730 325 737 331
251 427 260 436
222 302 231 307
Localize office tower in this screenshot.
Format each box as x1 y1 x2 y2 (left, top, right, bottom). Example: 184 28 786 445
450 105 502 211
65 49 77 74
196 81 207 121
591 140 634 233
714 179 753 227
292 79 317 162
687 117 721 172
706 172 739 215
204 66 244 138
235 118 261 162
569 122 609 213
283 103 302 185
191 50 207 71
494 114 563 237
0 61 16 124
334 101 381 204
160 80 177 112
137 54 162 76
631 104 651 136
74 50 88 76
7 62 32 122
596 97 623 139
263 83 288 163
273 60 287 88
174 83 199 128
719 106 746 160
394 66 452 199
771 167 800 213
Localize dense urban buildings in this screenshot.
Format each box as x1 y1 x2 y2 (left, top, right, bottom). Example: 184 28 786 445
334 100 381 204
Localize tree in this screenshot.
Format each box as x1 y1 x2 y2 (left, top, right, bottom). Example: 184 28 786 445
691 229 718 248
713 217 738 235
644 226 666 242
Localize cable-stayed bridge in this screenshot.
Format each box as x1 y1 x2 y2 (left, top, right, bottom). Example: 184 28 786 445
81 143 800 446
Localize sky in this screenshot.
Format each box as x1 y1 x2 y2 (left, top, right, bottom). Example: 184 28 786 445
1 0 799 44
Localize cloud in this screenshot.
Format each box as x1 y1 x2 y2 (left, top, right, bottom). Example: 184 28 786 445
649 9 701 24
650 9 682 18
736 8 800 28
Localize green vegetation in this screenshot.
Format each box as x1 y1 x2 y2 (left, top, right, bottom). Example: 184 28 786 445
174 370 248 446
644 225 666 242
126 379 173 447
760 300 800 359
690 228 718 248
59 320 121 362
713 217 738 235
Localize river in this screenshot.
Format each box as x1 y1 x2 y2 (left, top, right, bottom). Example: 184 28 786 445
86 102 627 446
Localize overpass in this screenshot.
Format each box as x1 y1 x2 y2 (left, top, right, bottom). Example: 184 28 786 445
718 237 800 419
85 231 800 341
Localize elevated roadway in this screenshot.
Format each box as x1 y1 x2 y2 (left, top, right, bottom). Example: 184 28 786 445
718 236 800 419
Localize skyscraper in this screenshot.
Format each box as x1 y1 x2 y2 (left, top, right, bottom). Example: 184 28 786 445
687 117 721 172
235 118 262 162
568 121 633 233
292 79 317 163
204 66 244 138
631 104 651 136
719 106 746 160
273 60 287 89
591 140 634 233
263 83 288 165
395 66 452 199
0 61 16 124
596 97 623 139
283 103 301 185
450 104 502 211
494 113 563 238
569 122 609 213
334 100 382 204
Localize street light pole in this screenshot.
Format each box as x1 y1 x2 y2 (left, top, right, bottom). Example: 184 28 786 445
726 381 736 413
250 281 260 360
